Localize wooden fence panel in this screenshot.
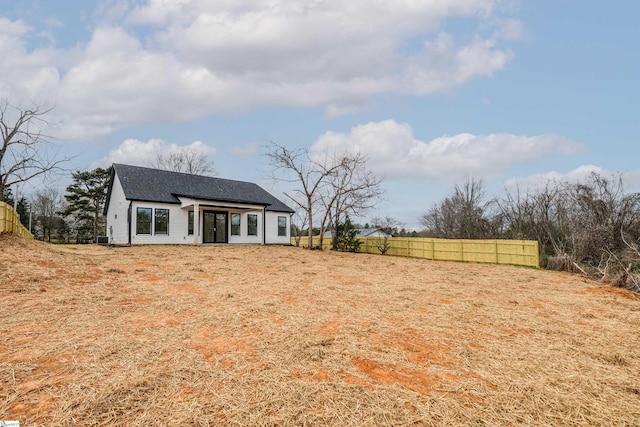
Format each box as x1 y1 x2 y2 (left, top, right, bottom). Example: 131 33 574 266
0 201 33 238
496 240 539 268
432 239 464 262
461 240 498 264
291 235 539 268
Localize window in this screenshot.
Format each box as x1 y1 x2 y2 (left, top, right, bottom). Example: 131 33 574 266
188 211 194 235
231 213 241 236
136 207 152 235
278 216 287 237
247 214 258 236
155 208 170 235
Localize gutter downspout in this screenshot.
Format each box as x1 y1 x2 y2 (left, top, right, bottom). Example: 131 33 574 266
194 202 200 245
290 212 294 246
127 201 132 245
262 207 266 245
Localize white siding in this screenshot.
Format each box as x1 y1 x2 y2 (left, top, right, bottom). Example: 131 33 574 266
130 201 191 245
228 210 263 244
105 174 130 245
265 211 291 244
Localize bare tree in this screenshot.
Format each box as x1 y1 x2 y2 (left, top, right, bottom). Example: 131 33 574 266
267 143 384 250
371 216 402 255
0 100 69 202
616 233 640 293
32 187 65 242
266 143 343 249
318 153 384 250
497 180 567 254
150 146 216 176
420 176 497 239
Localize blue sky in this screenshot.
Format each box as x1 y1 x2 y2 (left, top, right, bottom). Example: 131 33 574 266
1 0 638 228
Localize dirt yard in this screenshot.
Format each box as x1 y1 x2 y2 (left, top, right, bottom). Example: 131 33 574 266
1 233 639 426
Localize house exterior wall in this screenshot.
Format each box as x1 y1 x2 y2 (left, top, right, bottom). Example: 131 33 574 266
105 174 130 245
123 201 289 245
227 209 263 244
106 171 292 245
265 211 290 244
130 201 188 245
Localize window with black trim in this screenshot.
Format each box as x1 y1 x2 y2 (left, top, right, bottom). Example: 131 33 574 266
136 207 152 235
188 211 194 235
278 216 287 236
231 213 241 236
155 208 169 235
247 214 258 236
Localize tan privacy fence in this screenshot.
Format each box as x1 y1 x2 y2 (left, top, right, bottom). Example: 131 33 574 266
0 201 32 238
292 236 539 268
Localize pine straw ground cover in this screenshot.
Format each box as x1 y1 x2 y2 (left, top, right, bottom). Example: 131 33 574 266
0 233 639 426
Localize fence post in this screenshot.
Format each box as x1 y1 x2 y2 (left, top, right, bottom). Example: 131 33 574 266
495 240 499 264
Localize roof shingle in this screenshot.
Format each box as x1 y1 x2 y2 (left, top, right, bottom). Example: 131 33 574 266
106 163 294 213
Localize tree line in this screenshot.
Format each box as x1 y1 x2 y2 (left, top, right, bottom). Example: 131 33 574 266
420 174 640 291
3 167 112 243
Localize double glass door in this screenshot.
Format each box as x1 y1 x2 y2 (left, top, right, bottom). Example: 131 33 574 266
202 211 228 243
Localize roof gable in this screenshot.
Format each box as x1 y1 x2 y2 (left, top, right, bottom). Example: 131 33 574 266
106 164 294 213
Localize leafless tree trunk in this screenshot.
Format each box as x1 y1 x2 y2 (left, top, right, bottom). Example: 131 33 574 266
0 100 69 202
267 144 383 250
291 209 309 247
317 153 384 250
266 143 342 249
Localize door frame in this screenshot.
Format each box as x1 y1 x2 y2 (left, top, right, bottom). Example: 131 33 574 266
202 210 228 243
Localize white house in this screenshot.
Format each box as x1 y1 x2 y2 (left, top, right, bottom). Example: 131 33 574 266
104 164 294 245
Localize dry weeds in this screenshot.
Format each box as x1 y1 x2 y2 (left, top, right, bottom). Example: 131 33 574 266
1 233 639 426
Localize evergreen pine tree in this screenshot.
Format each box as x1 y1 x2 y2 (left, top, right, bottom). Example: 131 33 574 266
63 167 112 243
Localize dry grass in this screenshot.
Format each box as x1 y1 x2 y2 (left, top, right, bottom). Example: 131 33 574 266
1 232 639 426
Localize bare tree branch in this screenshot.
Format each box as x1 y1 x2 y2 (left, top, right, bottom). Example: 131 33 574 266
266 142 341 249
150 146 217 176
0 100 70 201
266 143 384 250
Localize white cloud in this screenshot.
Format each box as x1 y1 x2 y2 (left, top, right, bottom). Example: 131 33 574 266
404 33 513 95
91 138 216 169
230 141 260 157
0 18 61 104
504 166 640 194
309 120 585 180
492 18 525 41
0 1 522 140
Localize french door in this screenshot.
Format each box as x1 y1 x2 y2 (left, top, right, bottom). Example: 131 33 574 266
202 211 228 243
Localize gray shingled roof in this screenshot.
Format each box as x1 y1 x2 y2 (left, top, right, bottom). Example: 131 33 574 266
105 164 294 214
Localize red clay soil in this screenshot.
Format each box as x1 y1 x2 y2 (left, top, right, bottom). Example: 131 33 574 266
1 232 639 426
